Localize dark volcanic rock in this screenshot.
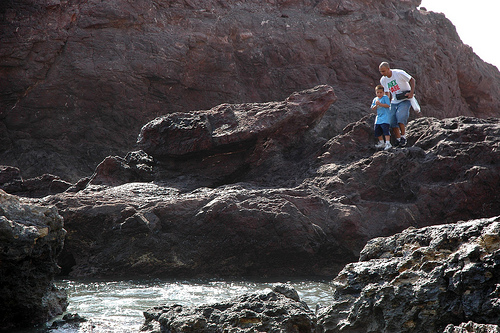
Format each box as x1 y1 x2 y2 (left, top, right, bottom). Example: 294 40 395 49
314 116 500 227
139 217 500 333
0 165 72 198
86 151 155 187
316 216 500 333
42 183 354 278
0 165 23 193
80 85 336 189
135 85 336 187
140 283 317 333
443 322 500 333
49 313 89 331
1 0 500 181
0 190 67 331
27 114 500 279
138 85 336 158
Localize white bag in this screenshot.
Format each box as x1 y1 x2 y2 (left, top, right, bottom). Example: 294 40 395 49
410 97 421 113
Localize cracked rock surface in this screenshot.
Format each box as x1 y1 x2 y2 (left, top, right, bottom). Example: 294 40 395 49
317 216 500 333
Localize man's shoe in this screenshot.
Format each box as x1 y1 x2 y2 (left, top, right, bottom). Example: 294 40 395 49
384 142 392 150
399 137 407 147
394 139 400 147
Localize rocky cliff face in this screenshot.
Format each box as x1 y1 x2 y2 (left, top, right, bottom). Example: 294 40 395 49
0 190 67 331
2 1 499 328
1 0 500 181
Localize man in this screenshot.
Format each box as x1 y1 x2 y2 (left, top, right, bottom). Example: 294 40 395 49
378 62 415 147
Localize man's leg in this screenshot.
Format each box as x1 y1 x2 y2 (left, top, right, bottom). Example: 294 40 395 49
392 127 401 138
399 123 406 136
396 101 411 146
390 104 400 143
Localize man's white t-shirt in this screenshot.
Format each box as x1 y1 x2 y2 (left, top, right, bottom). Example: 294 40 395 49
380 69 412 104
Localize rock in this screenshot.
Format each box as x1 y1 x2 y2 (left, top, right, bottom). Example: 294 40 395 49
135 85 336 187
1 0 499 181
443 322 500 333
0 165 23 193
273 283 301 302
0 190 68 331
86 151 155 187
24 114 499 279
0 165 72 197
314 116 500 229
316 216 500 333
140 284 316 333
50 313 88 330
138 85 336 158
41 183 354 278
21 174 73 197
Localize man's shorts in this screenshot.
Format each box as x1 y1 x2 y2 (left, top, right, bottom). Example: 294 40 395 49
374 123 391 137
390 100 411 128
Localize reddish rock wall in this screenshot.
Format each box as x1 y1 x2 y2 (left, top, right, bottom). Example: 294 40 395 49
1 0 499 180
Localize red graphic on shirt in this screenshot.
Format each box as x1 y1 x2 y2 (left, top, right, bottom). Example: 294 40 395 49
388 80 400 93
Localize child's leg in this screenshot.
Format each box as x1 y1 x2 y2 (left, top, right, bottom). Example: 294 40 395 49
381 124 391 141
374 125 384 142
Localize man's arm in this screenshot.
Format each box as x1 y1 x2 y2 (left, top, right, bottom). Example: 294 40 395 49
407 77 415 99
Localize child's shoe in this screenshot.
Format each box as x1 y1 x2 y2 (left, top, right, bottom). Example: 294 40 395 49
375 141 385 149
384 142 392 150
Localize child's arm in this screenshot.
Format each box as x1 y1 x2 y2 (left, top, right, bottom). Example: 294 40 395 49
377 101 390 108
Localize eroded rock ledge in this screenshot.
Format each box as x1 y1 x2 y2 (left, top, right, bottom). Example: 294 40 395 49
17 114 498 279
137 85 336 158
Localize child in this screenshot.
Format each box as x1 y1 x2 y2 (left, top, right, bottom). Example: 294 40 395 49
371 85 392 150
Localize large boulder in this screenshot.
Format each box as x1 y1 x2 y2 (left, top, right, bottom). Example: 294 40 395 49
0 190 67 331
137 85 336 158
126 85 334 188
1 0 499 181
317 216 500 333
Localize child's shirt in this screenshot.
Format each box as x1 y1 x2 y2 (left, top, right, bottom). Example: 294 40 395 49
371 95 391 125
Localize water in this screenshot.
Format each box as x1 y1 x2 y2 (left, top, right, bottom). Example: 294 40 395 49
41 278 334 332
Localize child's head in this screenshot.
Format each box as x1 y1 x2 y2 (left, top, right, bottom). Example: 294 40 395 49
375 85 385 98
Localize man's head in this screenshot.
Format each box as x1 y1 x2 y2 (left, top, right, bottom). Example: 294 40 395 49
379 62 391 77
